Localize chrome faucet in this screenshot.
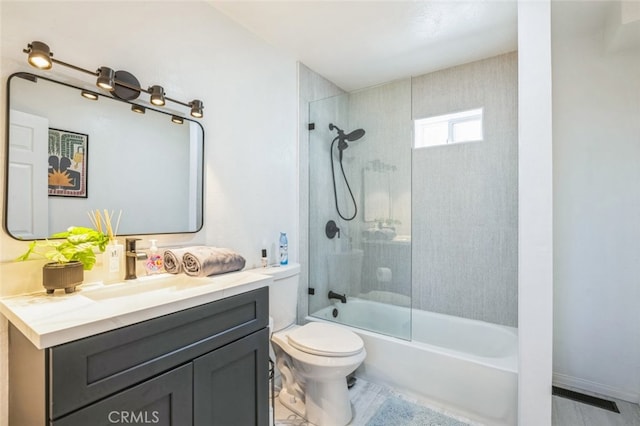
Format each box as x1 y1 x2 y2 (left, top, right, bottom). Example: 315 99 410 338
125 238 148 280
328 290 347 303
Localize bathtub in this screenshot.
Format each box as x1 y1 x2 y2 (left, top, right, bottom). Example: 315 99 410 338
309 298 518 425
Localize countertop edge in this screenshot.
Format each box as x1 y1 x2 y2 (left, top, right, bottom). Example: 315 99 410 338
1 271 273 349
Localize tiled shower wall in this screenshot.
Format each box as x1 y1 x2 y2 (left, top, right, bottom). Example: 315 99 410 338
412 52 518 327
300 52 518 327
346 79 412 302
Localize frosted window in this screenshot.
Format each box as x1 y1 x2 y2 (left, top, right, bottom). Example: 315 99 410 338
414 108 483 148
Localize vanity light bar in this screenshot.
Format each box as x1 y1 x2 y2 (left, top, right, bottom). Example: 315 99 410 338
23 41 204 119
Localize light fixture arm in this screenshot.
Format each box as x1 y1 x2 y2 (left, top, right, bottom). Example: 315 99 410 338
23 41 204 119
165 96 191 108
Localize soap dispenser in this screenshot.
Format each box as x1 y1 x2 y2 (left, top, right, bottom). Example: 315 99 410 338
145 239 164 275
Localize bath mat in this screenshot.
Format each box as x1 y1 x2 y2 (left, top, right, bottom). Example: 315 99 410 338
366 397 470 426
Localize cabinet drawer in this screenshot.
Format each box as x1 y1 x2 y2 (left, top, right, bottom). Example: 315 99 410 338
49 287 268 419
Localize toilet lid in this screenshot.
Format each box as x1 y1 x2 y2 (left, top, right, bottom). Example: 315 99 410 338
287 322 364 357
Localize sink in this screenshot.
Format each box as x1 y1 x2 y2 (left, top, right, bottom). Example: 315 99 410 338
81 274 216 301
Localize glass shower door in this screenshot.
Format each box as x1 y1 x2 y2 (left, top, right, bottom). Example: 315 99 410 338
307 79 412 340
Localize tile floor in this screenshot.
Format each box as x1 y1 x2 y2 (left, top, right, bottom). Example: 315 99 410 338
552 387 640 426
271 378 640 426
272 377 477 426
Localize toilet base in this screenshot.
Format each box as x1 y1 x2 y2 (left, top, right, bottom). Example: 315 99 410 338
279 378 353 426
278 388 307 419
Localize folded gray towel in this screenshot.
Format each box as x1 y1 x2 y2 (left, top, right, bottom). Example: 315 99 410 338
182 247 246 277
163 247 199 274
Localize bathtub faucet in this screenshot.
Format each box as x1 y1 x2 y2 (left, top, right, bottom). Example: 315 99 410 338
328 290 347 303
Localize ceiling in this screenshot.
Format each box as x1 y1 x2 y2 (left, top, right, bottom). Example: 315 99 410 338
209 1 633 92
210 1 518 92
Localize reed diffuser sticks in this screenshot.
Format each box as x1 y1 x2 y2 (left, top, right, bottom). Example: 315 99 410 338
87 209 123 242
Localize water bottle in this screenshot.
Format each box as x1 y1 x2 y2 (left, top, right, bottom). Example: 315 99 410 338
279 232 288 265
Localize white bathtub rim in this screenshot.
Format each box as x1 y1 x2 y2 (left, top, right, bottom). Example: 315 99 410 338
306 314 518 374
315 297 518 358
308 299 519 374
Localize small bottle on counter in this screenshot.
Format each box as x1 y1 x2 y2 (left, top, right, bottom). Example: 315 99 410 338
261 249 268 268
103 239 124 283
145 239 164 275
279 232 288 266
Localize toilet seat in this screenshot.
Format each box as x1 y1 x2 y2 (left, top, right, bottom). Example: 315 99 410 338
287 322 364 357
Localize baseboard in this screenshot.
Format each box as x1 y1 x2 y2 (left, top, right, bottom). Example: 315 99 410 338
552 372 639 404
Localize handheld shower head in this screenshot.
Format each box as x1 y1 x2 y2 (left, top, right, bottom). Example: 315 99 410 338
328 123 367 222
345 128 365 142
329 123 366 152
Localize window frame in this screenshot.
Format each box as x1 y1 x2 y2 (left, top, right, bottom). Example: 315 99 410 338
414 107 484 148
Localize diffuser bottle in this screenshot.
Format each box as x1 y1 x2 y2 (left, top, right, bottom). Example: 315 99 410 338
103 239 124 283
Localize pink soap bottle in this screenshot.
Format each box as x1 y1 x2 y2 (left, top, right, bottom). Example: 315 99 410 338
145 239 164 275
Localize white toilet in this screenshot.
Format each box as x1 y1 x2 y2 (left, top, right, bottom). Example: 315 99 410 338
260 263 366 426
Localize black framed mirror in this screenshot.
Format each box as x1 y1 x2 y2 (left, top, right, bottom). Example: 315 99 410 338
4 72 204 240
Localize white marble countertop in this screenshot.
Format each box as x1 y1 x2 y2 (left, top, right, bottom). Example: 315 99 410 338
0 270 272 349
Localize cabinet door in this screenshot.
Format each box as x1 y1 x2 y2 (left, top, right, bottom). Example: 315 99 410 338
194 328 269 426
52 364 192 426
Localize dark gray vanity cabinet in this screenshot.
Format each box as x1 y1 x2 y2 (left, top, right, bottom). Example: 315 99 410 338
9 287 269 426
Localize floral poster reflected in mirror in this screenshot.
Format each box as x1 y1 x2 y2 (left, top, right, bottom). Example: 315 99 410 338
47 128 88 198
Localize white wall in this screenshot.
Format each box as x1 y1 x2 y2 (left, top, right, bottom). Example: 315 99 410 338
517 0 554 424
552 12 640 402
0 2 298 425
0 0 298 272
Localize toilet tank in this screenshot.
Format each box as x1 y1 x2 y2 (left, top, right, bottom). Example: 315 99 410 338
259 263 300 332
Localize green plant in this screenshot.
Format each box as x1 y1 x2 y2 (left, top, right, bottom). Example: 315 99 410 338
17 226 109 270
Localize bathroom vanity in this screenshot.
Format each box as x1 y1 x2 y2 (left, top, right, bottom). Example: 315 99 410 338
0 271 271 426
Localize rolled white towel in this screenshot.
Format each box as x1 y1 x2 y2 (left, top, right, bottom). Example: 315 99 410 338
182 246 246 277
